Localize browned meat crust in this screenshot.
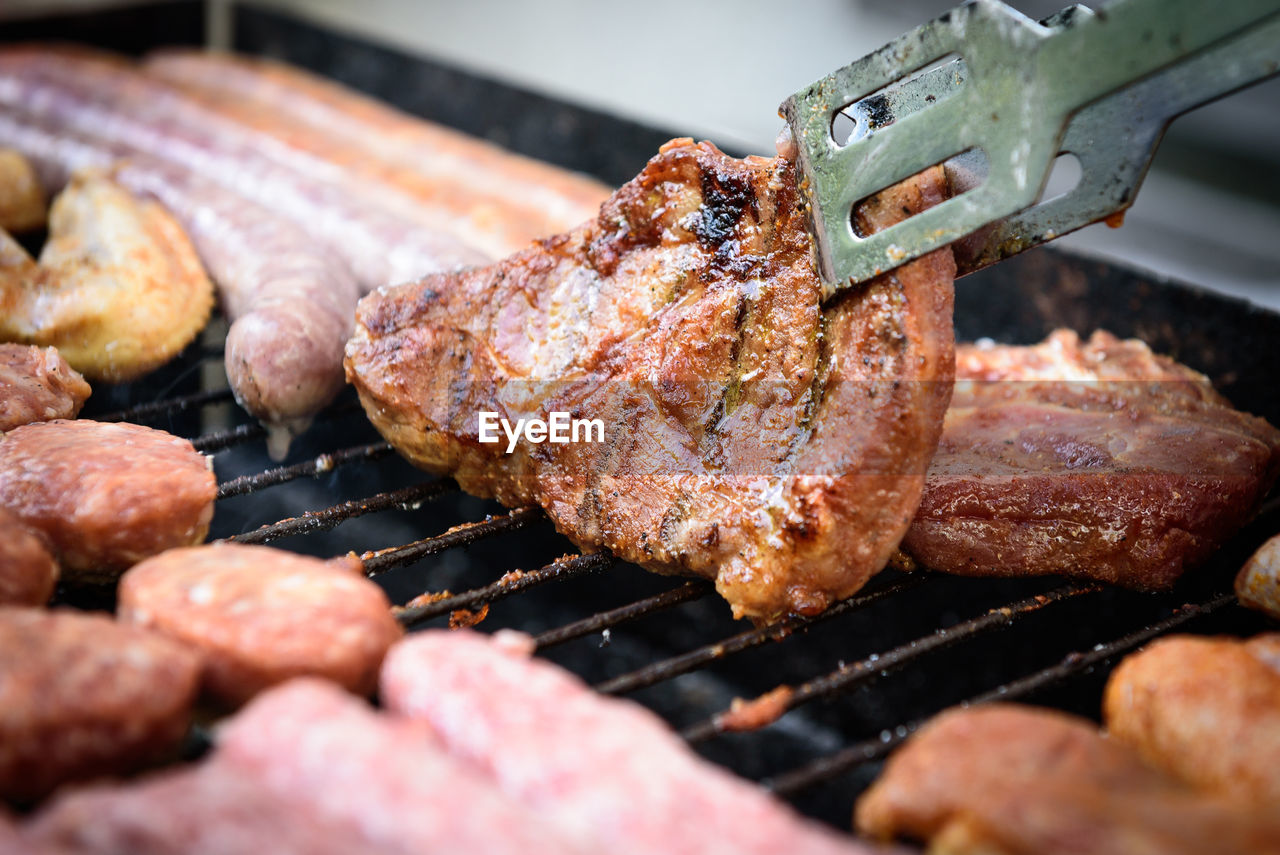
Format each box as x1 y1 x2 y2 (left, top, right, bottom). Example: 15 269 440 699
1237 535 1280 619
903 329 1280 589
347 139 955 621
855 703 1280 855
0 148 45 233
0 420 215 582
1104 633 1280 804
118 544 403 707
0 607 200 804
0 344 89 432
0 508 57 607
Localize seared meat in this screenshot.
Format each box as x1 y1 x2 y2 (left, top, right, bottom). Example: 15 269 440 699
0 607 200 804
0 171 213 383
0 148 45 233
0 508 57 607
903 329 1280 589
855 703 1280 855
0 420 215 582
118 544 402 707
0 344 90 432
380 630 875 855
347 139 955 621
1104 633 1280 804
1237 535 1280 619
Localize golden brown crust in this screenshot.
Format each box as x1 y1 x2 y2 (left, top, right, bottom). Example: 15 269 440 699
0 420 215 581
346 139 955 621
1236 535 1280 619
1103 633 1280 804
0 148 45 233
0 343 90 432
119 543 403 707
0 170 213 382
904 330 1280 589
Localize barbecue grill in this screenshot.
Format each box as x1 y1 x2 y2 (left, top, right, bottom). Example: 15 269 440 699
11 0 1280 838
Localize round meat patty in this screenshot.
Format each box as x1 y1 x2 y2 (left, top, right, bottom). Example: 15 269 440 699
0 507 57 606
0 606 201 804
0 343 90 432
0 419 216 582
118 543 403 707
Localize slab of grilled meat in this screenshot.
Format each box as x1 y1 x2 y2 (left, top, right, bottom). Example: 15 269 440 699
347 139 955 621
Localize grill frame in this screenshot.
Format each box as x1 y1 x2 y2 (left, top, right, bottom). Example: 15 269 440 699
16 0 1280 839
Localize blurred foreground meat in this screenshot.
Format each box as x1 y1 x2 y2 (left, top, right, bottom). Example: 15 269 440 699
0 608 200 804
144 49 612 258
855 704 1280 854
903 329 1280 589
119 544 402 706
0 171 212 382
0 420 215 581
348 139 955 621
0 148 45 233
0 344 89 431
1104 633 1280 804
380 630 873 855
1237 535 1280 619
0 508 57 606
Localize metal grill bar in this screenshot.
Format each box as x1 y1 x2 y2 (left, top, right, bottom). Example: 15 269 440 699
681 582 1099 743
762 589 1238 796
192 421 264 453
395 551 613 628
97 387 236 424
225 481 455 545
361 506 542 575
217 442 394 500
594 573 929 696
535 581 711 649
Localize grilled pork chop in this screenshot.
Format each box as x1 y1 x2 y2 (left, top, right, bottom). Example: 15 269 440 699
346 139 955 621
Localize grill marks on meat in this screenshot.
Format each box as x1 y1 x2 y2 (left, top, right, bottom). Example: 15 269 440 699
118 544 403 707
382 630 871 855
347 139 955 621
903 330 1280 589
1104 634 1280 805
0 607 200 804
0 420 215 582
0 344 89 432
855 703 1280 855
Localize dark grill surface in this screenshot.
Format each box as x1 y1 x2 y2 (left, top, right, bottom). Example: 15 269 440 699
18 0 1280 838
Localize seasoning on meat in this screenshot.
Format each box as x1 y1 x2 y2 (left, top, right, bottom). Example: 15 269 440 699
0 344 90 432
347 138 956 622
0 170 213 383
0 148 45 233
1104 633 1280 804
855 703 1280 855
0 607 200 804
1236 535 1280 620
118 544 403 707
143 49 613 259
0 420 215 582
903 329 1280 589
380 630 874 855
0 508 57 607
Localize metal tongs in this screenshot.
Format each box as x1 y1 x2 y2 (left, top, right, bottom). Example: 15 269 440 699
781 0 1280 298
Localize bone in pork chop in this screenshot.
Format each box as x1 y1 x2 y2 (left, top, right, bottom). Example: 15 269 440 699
346 139 955 622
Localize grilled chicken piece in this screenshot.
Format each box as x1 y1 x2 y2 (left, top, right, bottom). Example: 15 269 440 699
0 344 89 432
0 148 45 234
1104 633 1280 804
855 703 1280 855
903 329 1280 589
0 171 213 383
118 544 402 707
1237 536 1280 619
347 139 956 622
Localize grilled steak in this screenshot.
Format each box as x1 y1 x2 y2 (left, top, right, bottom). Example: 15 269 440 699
0 607 200 804
381 630 877 855
347 139 956 621
118 544 402 707
0 344 89 432
1104 633 1280 804
856 703 1280 855
903 329 1280 589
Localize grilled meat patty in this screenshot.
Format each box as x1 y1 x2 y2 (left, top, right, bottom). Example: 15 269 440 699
0 508 57 607
903 329 1280 589
347 138 955 621
0 344 89 432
